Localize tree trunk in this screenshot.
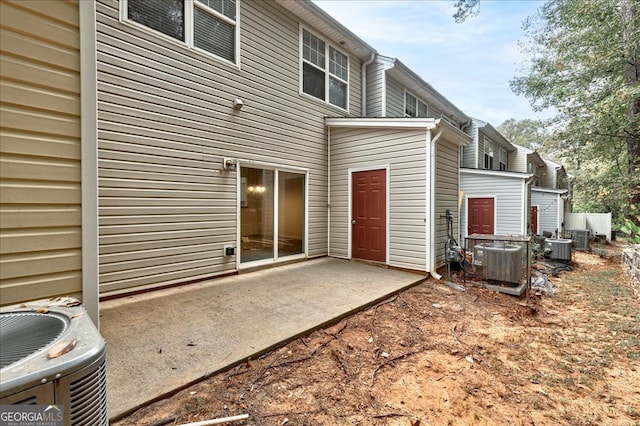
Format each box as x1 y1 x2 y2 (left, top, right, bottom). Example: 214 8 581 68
620 0 640 225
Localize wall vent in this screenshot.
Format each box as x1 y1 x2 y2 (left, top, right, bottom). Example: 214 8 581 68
0 298 108 425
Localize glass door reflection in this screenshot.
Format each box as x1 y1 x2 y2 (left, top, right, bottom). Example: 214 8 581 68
240 168 274 262
278 171 304 257
240 167 305 264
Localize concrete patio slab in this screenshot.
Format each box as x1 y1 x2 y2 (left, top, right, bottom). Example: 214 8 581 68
100 257 425 421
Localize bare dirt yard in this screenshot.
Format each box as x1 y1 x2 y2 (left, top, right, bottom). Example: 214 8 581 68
116 242 639 426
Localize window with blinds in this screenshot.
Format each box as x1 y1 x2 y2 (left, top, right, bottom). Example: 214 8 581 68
127 0 185 41
301 28 349 110
498 147 508 171
125 0 237 63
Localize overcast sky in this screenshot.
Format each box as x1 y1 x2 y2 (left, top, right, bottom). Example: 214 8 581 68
313 0 549 126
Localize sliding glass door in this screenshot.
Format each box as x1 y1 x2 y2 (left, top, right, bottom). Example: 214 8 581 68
240 166 305 264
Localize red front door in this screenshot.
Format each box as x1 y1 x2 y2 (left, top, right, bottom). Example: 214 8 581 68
468 197 494 235
352 170 386 263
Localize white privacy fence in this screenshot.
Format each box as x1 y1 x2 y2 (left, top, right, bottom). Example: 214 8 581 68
565 213 612 241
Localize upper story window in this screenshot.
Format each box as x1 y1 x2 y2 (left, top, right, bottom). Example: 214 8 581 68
301 29 349 110
483 137 494 170
124 0 238 64
405 93 417 117
405 91 428 117
498 147 507 171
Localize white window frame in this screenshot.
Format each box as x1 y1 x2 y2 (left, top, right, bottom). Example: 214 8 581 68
120 0 240 67
417 99 428 117
404 91 417 117
300 27 350 111
483 137 494 170
498 147 508 171
404 90 430 118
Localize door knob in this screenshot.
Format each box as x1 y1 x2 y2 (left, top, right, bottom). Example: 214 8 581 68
352 220 356 225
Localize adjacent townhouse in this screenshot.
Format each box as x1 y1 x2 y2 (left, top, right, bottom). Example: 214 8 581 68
1 0 476 319
459 119 534 241
509 143 555 235
531 158 571 236
459 118 572 241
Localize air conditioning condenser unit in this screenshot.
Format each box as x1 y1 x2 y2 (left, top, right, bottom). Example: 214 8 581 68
545 238 573 261
570 229 590 251
483 244 523 284
0 298 108 425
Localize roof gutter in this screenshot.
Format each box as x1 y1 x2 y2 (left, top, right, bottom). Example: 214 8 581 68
461 118 473 134
361 53 375 117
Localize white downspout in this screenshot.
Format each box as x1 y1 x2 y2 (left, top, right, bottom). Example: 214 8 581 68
327 125 331 256
427 125 444 278
559 191 568 235
475 126 480 169
361 53 375 117
522 175 534 235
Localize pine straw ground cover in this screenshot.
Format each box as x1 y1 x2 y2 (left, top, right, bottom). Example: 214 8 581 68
116 246 639 426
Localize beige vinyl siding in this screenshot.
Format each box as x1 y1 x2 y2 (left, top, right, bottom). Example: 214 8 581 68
541 160 563 189
0 0 82 304
460 171 528 241
435 139 460 266
96 0 361 294
480 132 503 171
509 145 529 173
365 61 385 117
540 166 553 188
385 76 449 122
461 121 478 168
330 127 428 271
385 77 405 117
427 103 446 122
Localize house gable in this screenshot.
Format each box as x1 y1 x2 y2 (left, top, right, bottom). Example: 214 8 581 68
462 118 515 172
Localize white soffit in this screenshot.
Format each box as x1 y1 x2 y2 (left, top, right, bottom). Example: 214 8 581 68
276 0 376 61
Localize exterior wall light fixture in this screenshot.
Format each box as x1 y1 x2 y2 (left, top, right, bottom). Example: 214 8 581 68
223 158 238 172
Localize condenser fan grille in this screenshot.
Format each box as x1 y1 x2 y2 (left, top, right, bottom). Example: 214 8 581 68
0 312 68 369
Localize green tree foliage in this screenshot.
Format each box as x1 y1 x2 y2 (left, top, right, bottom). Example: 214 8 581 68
510 0 640 226
453 0 480 23
497 118 552 151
